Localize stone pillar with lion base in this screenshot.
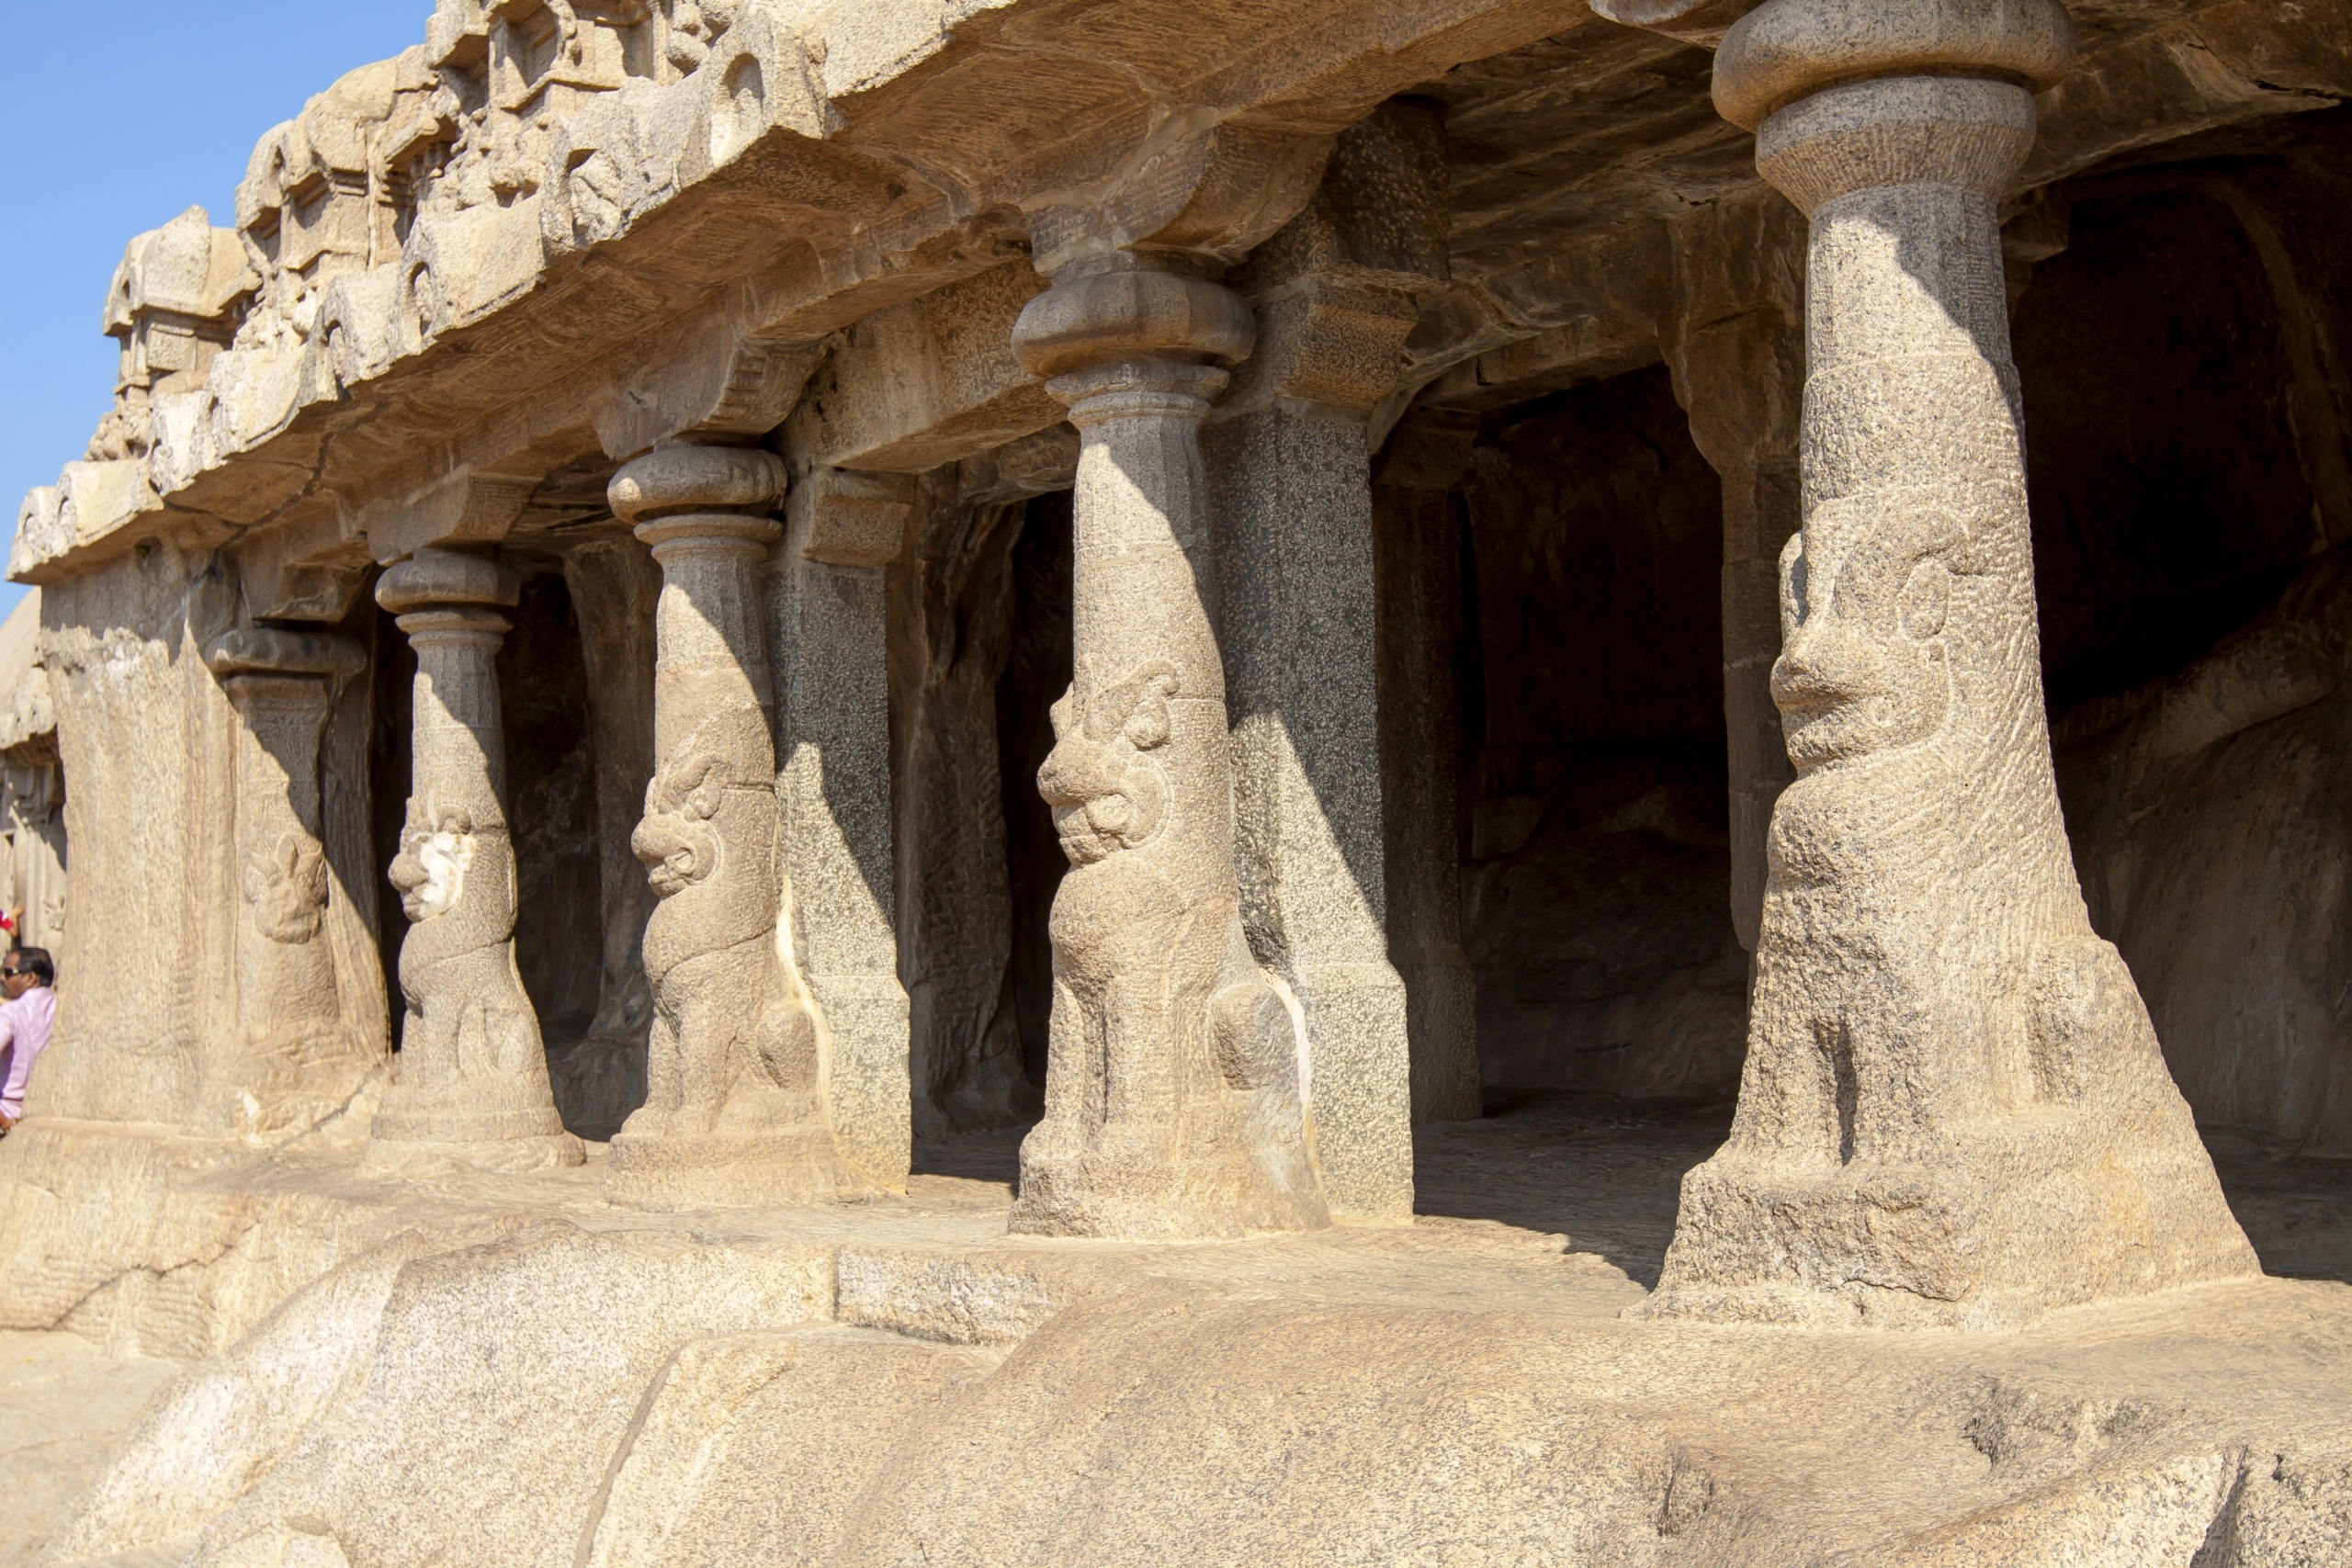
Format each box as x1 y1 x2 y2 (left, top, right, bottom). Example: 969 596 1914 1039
1008 252 1330 1240
602 445 873 1210
367 549 582 1173
1643 0 2260 1329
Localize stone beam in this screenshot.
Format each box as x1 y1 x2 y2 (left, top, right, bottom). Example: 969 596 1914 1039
358 466 537 565
1589 0 1765 49
227 510 374 624
1375 224 1673 445
1413 313 1662 412
2027 3 2352 185
592 311 825 464
783 264 1059 477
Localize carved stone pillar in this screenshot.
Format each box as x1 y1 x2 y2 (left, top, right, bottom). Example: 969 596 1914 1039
1008 258 1329 1238
202 626 381 1144
1645 0 2259 1328
368 549 582 1172
603 446 867 1209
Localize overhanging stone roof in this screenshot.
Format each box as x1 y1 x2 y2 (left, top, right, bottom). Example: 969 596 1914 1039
14 0 2346 594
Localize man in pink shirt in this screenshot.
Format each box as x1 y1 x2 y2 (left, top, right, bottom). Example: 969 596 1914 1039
0 948 56 1132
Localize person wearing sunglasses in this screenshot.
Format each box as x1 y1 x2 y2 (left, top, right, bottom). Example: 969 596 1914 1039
0 948 54 1134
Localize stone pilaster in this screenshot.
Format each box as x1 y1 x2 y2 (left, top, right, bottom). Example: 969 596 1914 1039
1201 104 1450 1216
1645 0 2259 1328
603 446 869 1209
775 466 915 1192
368 549 582 1172
1008 256 1329 1238
1371 411 1484 1125
202 626 382 1144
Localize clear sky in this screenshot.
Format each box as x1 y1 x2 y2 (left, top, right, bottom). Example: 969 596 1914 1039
0 1 431 624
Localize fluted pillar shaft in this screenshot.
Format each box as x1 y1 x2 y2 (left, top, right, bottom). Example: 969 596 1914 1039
1645 0 2257 1329
204 626 380 1144
368 548 582 1171
1007 259 1329 1239
604 445 866 1209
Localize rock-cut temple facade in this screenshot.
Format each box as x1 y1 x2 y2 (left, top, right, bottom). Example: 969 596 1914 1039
5 0 2352 1562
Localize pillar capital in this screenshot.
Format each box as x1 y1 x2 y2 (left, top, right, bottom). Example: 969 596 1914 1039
1713 0 2075 133
204 625 368 684
607 444 788 531
1716 0 2075 217
1758 75 2042 216
375 547 519 616
1012 263 1254 422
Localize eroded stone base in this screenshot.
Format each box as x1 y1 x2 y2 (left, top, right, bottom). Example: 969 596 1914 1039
603 1127 879 1212
361 1131 586 1177
1009 1122 1329 1242
1645 1101 2263 1331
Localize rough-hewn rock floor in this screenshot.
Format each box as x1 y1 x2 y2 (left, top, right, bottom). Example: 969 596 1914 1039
926 1090 2352 1292
10 1094 2350 1563
0 1331 181 1566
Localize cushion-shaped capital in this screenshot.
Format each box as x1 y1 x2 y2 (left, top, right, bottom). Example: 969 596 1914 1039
1012 266 1254 382
608 444 788 526
1714 0 2075 132
376 547 520 615
204 625 368 680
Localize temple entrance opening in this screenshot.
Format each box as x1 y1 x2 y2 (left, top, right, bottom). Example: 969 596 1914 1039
1410 365 1747 1113
2025 108 2352 1168
893 481 1072 1177
994 490 1074 1105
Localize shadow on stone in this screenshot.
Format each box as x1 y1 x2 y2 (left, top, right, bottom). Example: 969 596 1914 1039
1407 1092 2352 1293
1412 1092 1728 1289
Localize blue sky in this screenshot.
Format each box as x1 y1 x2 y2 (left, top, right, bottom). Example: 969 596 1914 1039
0 1 429 623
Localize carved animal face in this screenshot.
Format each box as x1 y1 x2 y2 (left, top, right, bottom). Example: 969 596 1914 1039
389 802 476 922
1772 500 1968 771
1037 661 1180 866
245 833 329 945
633 749 731 897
